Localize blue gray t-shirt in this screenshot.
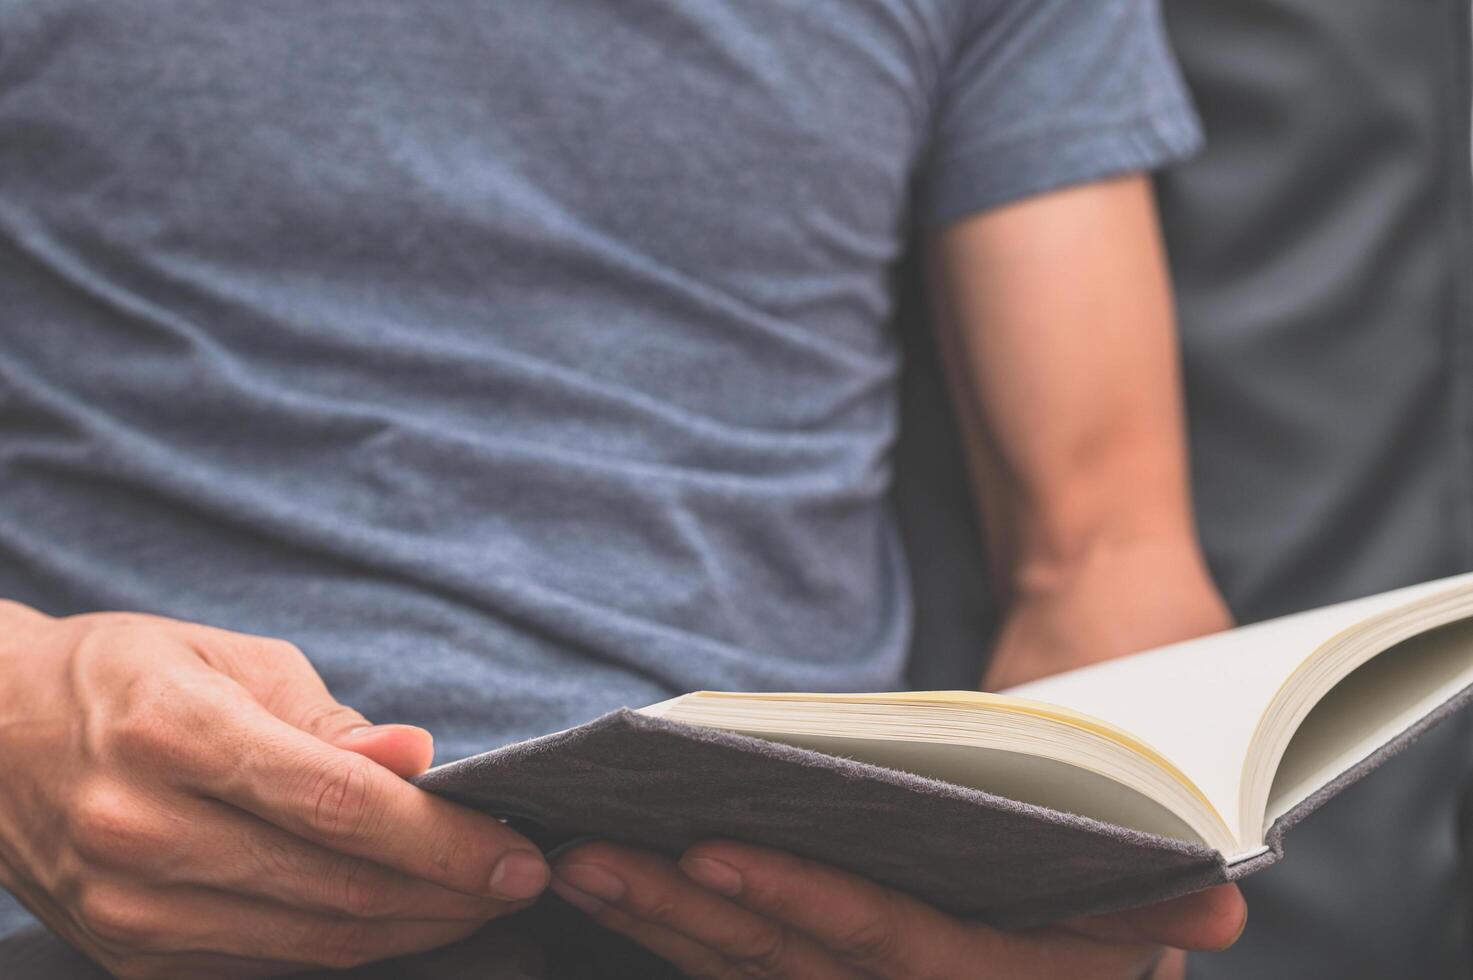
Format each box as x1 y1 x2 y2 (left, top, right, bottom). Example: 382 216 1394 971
0 3 1197 758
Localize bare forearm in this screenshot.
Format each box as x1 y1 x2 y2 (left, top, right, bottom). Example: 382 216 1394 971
929 174 1229 686
932 175 1198 587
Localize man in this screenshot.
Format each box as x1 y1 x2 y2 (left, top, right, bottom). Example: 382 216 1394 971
0 1 1241 976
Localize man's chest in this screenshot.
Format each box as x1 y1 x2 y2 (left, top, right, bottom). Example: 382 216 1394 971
0 0 956 290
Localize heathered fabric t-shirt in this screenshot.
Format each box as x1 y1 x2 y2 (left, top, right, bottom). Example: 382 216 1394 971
0 0 1194 897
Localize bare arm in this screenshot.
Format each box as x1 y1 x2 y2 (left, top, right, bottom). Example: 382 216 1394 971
928 173 1232 690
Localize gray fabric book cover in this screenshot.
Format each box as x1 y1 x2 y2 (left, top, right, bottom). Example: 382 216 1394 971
413 680 1473 928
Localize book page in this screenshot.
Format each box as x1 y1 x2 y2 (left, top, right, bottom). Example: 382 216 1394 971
1007 576 1471 850
648 692 1236 847
757 734 1206 844
1264 616 1473 825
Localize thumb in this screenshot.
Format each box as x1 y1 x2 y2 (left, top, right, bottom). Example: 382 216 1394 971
193 629 436 778
263 666 436 778
332 724 436 778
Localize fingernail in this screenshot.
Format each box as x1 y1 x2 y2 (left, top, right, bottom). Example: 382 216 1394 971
488 850 550 900
680 856 743 897
341 724 391 740
553 863 625 904
345 723 431 738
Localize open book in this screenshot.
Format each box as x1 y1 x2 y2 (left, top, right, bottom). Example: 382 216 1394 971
416 573 1473 925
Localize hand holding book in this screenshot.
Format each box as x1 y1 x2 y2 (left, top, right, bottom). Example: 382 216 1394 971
549 838 1245 980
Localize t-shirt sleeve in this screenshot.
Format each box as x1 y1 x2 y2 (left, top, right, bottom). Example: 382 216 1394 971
923 0 1202 227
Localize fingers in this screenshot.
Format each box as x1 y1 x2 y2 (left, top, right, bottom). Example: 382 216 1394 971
675 840 1172 980
552 844 857 979
12 819 321 980
178 625 381 742
1061 884 1246 952
558 901 747 980
73 790 524 923
332 724 437 778
159 692 549 903
676 839 979 977
191 628 436 776
68 878 484 973
16 613 512 976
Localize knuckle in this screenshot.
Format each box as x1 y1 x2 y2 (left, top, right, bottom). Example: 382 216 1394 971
259 636 305 661
75 882 160 950
241 636 311 679
743 877 797 922
303 759 378 844
293 700 366 740
110 700 181 761
104 679 225 769
731 926 790 979
425 823 478 880
643 897 682 926
337 859 396 918
255 833 305 881
69 782 154 865
830 907 902 968
109 689 222 777
240 635 309 676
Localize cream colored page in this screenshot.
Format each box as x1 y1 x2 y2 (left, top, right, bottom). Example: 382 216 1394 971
1006 576 1473 847
757 735 1206 843
1264 616 1473 824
